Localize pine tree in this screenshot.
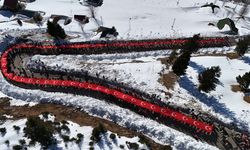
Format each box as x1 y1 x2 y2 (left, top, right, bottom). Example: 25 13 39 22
236 71 250 92
47 21 67 39
172 51 191 76
24 117 55 148
198 66 221 92
235 38 249 56
183 34 200 53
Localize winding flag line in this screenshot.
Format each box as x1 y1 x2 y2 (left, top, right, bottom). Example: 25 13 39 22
1 38 228 134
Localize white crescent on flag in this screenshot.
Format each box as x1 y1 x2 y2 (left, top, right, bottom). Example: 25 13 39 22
141 102 146 106
161 109 166 113
182 116 188 121
194 121 199 126
171 112 177 117
114 92 118 96
122 95 127 99
205 126 212 131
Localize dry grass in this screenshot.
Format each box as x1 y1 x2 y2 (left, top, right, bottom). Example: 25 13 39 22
244 96 250 103
159 57 171 66
231 85 242 93
159 71 178 90
226 52 240 59
158 57 178 92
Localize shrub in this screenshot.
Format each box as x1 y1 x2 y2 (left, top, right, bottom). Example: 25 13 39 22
5 140 10 146
198 66 221 92
61 135 70 142
109 133 116 140
89 141 94 146
126 141 139 150
19 139 26 146
172 51 191 76
47 21 67 39
12 145 23 150
70 137 77 142
119 145 125 149
235 38 249 56
0 127 6 135
29 140 36 146
138 135 151 148
33 13 43 23
236 71 250 92
41 112 50 119
53 121 61 126
76 133 84 144
89 147 94 150
77 133 84 139
61 120 69 125
61 124 70 133
91 124 107 143
55 126 62 133
24 116 55 148
13 125 21 131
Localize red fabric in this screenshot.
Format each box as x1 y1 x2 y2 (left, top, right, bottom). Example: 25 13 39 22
0 38 225 134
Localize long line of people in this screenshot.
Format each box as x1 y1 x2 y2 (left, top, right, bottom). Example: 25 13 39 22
3 37 250 150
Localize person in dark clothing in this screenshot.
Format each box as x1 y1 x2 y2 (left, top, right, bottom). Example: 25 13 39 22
17 19 23 26
201 3 220 13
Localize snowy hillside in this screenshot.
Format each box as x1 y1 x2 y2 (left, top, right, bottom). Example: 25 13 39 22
0 0 250 150
0 0 250 40
0 114 150 150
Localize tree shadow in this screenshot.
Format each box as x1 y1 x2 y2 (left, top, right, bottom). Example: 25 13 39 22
96 133 112 150
47 143 62 150
0 35 15 53
179 76 234 117
241 56 250 65
0 10 13 18
189 61 205 74
189 61 224 86
178 75 248 128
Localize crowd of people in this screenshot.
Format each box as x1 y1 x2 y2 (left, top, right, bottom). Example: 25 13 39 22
2 37 250 149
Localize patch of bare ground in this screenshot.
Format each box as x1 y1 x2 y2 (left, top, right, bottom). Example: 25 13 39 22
244 96 250 103
231 85 250 104
226 52 240 59
0 98 171 150
159 72 178 90
158 57 178 91
231 85 242 93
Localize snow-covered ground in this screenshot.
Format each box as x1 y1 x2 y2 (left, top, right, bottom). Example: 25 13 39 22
0 53 218 149
30 48 250 126
0 0 250 40
182 54 250 127
0 0 250 149
0 91 7 98
0 115 149 150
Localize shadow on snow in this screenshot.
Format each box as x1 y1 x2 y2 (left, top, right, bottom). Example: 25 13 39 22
179 61 248 129
241 56 250 66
